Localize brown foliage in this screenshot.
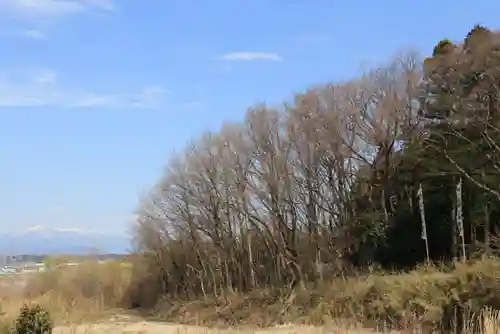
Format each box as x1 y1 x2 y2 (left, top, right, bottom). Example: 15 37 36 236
131 51 424 308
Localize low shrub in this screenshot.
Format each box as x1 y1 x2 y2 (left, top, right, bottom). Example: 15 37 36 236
150 258 500 331
14 304 52 334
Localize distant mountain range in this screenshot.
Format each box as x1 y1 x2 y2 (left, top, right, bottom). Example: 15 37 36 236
0 225 130 255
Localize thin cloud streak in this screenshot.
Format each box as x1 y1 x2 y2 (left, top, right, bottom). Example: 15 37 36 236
0 0 115 19
0 69 168 109
1 0 116 40
21 29 47 40
220 52 282 61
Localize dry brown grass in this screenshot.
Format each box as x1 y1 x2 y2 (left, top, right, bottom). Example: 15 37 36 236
144 258 500 332
0 260 132 326
3 258 500 333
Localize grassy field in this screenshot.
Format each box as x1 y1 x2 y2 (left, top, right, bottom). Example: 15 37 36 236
3 258 500 333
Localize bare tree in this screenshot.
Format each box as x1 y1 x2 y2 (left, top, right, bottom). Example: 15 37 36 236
131 50 427 303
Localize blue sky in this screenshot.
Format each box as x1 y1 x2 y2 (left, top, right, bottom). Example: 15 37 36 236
0 0 498 236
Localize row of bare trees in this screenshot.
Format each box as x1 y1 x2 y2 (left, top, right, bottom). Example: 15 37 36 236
124 25 500 312
128 51 425 305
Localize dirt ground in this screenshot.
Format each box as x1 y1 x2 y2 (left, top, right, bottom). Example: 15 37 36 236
53 321 388 334
52 315 381 334
54 321 335 334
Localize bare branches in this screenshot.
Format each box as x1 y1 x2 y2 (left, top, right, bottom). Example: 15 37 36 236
132 51 431 301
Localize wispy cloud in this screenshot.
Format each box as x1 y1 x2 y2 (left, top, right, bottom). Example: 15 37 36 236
0 68 168 109
219 52 282 61
21 29 47 40
1 0 116 39
0 0 115 18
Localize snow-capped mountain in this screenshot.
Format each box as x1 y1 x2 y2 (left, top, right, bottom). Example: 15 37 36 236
0 225 130 255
